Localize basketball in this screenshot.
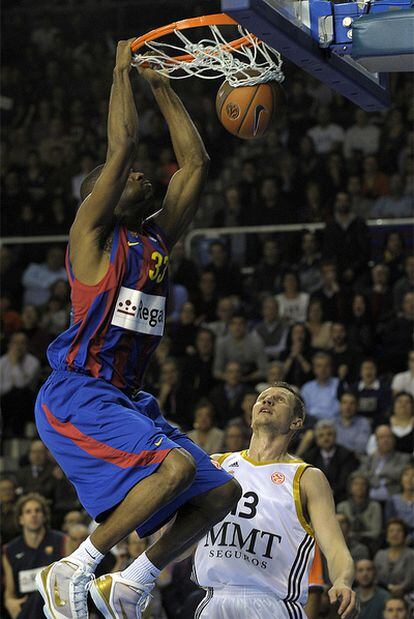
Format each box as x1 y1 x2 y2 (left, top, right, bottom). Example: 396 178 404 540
215 80 283 139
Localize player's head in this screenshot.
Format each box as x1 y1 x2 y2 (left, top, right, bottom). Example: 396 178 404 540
80 164 155 227
251 381 305 437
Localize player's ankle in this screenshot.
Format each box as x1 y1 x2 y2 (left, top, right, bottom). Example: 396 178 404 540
68 536 105 571
120 551 160 585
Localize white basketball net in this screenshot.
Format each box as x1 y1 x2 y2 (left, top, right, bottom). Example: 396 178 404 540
132 24 284 86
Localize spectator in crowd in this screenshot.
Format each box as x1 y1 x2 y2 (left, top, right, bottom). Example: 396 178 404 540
334 392 371 456
393 255 414 312
255 360 285 393
252 237 285 295
329 321 362 382
374 519 414 595
336 514 370 562
2 493 66 619
359 425 410 503
301 352 340 421
51 465 82 527
305 297 333 351
322 191 370 285
347 175 373 220
21 246 67 307
368 263 394 325
382 231 406 286
371 174 413 218
20 304 51 364
156 358 192 430
205 296 235 339
302 420 358 503
276 271 310 324
392 350 414 397
205 240 242 296
376 291 414 373
65 523 90 555
347 358 391 424
354 559 389 619
213 313 268 383
144 336 172 393
312 261 348 322
191 270 218 323
367 392 414 455
307 106 344 155
296 230 322 294
297 180 326 223
343 109 380 159
16 440 56 502
223 423 249 453
0 477 20 545
40 294 69 337
169 240 199 292
362 155 390 199
280 322 312 387
253 296 288 360
337 472 382 550
383 596 409 619
347 294 374 356
187 400 224 455
256 177 291 225
167 301 198 358
181 327 217 398
385 465 414 545
227 390 256 440
0 332 41 437
0 291 22 341
62 511 85 534
209 361 247 428
0 246 23 309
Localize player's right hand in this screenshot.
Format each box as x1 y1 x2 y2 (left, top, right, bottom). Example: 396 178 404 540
328 584 359 618
115 39 135 72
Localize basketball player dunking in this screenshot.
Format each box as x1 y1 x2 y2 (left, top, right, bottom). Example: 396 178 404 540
193 382 357 619
34 40 241 619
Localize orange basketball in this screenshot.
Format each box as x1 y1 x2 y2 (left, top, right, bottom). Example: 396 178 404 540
216 80 283 139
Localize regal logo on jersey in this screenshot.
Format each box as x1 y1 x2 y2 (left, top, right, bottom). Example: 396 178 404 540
111 287 165 335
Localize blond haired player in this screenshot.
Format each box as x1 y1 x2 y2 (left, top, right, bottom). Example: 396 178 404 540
193 381 357 619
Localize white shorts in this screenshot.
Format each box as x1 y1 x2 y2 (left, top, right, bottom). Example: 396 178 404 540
195 586 306 619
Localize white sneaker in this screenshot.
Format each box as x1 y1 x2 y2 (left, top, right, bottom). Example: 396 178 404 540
89 572 153 619
35 558 94 619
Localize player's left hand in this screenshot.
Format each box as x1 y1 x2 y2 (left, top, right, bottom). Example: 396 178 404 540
134 53 170 88
328 584 359 618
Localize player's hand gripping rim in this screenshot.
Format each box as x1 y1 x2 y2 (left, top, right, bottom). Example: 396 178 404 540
328 584 359 618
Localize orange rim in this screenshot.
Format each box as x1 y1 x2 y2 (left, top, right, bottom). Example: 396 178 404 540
130 13 256 64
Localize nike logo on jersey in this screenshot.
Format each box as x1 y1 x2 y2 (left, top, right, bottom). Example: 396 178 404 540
127 241 140 246
15 552 24 559
154 437 164 447
253 104 266 137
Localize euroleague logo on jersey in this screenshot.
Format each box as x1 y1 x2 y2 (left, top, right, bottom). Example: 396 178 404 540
271 472 286 485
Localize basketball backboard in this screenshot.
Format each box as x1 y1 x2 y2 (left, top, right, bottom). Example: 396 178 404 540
221 0 394 110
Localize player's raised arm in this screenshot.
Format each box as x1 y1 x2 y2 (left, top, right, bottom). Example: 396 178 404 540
301 467 357 619
71 40 138 237
137 66 210 246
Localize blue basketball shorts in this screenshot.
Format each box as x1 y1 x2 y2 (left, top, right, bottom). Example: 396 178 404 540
35 370 232 537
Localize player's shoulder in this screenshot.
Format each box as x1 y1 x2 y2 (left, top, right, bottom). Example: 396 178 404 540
210 452 235 465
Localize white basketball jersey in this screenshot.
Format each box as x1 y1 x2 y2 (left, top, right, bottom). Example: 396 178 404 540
193 451 315 606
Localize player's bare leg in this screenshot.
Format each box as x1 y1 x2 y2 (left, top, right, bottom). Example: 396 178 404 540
89 478 241 619
36 449 196 619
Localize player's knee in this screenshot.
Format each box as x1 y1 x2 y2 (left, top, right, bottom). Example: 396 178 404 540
212 478 242 516
161 449 196 494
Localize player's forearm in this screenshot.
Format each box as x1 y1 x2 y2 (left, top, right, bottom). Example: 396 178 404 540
326 546 354 588
107 68 139 153
150 83 209 167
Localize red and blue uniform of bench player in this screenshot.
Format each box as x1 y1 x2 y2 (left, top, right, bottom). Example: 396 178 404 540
35 220 231 537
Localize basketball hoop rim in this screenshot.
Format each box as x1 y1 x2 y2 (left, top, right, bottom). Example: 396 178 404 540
130 13 256 64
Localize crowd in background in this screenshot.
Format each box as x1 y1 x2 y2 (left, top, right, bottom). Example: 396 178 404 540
1 1 414 618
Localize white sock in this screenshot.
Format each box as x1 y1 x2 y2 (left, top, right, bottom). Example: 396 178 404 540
68 537 104 571
121 552 160 585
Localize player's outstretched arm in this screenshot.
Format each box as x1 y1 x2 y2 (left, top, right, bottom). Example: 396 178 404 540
71 40 138 237
137 66 210 246
302 468 357 619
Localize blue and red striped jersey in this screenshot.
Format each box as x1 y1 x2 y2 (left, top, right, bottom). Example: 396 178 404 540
47 220 170 391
